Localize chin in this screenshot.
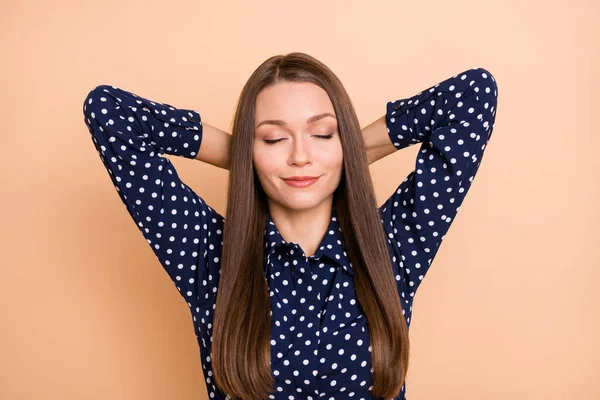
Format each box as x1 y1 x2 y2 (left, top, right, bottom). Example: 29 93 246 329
277 193 332 211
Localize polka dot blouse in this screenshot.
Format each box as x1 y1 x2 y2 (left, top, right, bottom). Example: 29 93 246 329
81 67 498 399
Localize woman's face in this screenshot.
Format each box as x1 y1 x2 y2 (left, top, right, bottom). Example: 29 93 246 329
253 81 343 212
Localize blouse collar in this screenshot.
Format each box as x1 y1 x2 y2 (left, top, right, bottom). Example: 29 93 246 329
263 204 353 276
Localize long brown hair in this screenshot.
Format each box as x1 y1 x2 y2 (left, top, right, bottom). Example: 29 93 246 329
212 52 409 399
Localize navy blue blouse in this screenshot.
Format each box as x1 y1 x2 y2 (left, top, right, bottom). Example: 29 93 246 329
82 67 498 399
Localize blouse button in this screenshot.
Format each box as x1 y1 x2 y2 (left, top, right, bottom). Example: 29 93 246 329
394 104 401 110
189 114 195 122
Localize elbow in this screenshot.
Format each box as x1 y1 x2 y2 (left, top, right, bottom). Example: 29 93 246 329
474 68 499 138
82 85 113 120
475 67 498 99
466 67 499 117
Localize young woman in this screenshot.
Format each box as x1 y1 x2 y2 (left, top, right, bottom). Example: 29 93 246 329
82 52 498 400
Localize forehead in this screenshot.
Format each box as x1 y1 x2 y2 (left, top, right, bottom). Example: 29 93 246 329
255 82 335 125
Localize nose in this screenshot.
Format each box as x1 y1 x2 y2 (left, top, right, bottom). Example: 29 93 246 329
288 135 312 167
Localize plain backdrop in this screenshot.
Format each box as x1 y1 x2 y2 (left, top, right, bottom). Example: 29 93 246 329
1 1 598 399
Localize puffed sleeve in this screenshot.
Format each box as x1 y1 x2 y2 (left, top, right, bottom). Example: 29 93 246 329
378 67 498 301
82 85 224 309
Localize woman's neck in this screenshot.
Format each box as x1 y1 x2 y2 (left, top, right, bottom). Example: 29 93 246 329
267 197 334 257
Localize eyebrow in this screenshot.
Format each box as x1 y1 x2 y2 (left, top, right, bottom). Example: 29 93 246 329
255 113 337 129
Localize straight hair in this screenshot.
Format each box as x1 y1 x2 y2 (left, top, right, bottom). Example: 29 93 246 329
211 52 409 399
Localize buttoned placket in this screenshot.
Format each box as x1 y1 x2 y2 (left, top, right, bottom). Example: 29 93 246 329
286 248 323 397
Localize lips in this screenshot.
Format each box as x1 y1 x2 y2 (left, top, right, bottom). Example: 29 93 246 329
283 176 319 181
282 176 320 188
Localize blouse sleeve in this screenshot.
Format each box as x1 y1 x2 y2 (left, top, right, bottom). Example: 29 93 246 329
82 85 224 310
378 67 499 301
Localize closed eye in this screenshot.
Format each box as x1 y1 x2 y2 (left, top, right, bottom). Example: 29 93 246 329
315 134 334 140
264 133 334 144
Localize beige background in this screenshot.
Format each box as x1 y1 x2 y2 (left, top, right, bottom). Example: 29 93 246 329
1 1 598 399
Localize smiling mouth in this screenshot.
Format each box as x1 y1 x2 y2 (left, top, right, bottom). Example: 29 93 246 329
282 176 320 181
282 176 320 187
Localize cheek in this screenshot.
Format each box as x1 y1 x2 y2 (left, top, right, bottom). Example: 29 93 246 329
320 142 344 168
253 146 283 177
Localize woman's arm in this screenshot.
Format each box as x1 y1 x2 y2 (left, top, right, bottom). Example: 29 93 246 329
362 114 397 165
373 67 499 301
195 121 232 170
82 85 224 309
